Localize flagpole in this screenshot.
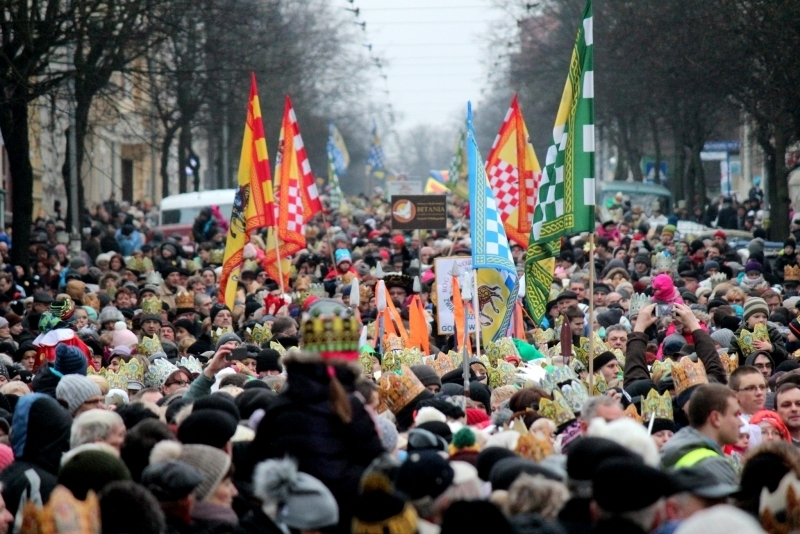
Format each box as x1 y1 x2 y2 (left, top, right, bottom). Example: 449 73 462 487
461 269 472 400
272 229 286 296
588 232 595 395
472 269 481 360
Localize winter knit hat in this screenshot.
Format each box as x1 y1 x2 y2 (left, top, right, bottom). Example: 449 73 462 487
376 416 399 453
743 297 769 323
56 375 103 415
54 343 88 376
710 328 735 350
112 321 138 348
410 365 442 390
98 306 125 325
149 441 231 502
57 449 131 500
745 260 763 273
215 332 242 350
0 444 14 471
335 248 352 266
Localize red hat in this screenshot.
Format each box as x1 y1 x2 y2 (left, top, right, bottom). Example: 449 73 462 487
368 230 381 239
393 235 406 245
379 250 390 261
714 230 726 239
466 408 490 427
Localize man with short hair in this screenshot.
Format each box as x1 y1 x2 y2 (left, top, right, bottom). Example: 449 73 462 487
661 384 740 480
580 396 624 433
729 366 767 421
775 383 800 446
605 325 628 351
569 276 587 304
194 293 213 319
556 291 579 313
763 289 782 315
593 283 610 307
565 305 586 339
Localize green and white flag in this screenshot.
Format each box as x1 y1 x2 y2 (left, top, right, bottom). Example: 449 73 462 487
447 130 468 199
525 0 595 324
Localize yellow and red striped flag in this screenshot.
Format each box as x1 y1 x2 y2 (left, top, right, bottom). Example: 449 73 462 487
219 73 275 307
485 94 542 248
262 96 310 289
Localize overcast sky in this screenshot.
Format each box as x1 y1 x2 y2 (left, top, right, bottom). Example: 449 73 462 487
350 0 504 131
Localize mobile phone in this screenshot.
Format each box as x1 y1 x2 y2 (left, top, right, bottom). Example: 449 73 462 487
228 346 248 361
655 304 674 317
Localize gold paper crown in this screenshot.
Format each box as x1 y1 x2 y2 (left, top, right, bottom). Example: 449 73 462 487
488 360 519 389
209 249 225 265
672 357 708 396
359 348 378 377
719 349 739 376
244 323 272 346
624 404 643 424
431 352 457 376
20 485 100 534
300 311 360 360
210 326 234 346
515 430 554 462
785 265 800 283
359 283 373 306
176 290 194 310
137 335 163 358
140 295 162 317
290 283 326 307
628 293 650 317
118 358 145 387
382 333 405 353
641 389 674 422
583 373 608 397
125 256 152 273
651 359 674 383
539 389 576 426
533 328 555 345
653 252 674 273
269 341 286 356
178 356 203 375
484 338 520 366
378 365 426 414
760 471 800 533
737 323 769 357
89 366 128 391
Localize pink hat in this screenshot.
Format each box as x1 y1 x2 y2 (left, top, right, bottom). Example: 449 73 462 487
421 270 435 284
112 321 138 348
0 444 14 472
651 274 684 305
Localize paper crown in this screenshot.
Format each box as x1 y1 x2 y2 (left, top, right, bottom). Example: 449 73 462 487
515 430 554 462
485 338 520 366
628 293 650 317
583 373 608 397
88 366 127 391
382 333 405 353
269 340 286 356
118 358 145 388
125 256 152 273
359 349 377 377
539 365 578 395
20 485 100 534
50 297 75 322
244 323 272 346
533 328 555 345
737 323 769 357
145 271 163 286
760 471 800 533
209 249 225 265
184 259 201 273
624 404 643 424
381 347 425 373
378 365 426 414
431 351 463 377
290 283 326 307
175 290 194 310
653 252 674 273
651 358 674 383
488 360 519 389
359 283 373 306
144 358 180 388
672 357 708 396
785 265 800 283
178 356 203 375
137 335 164 358
719 349 739 376
641 389 673 422
560 380 589 413
210 326 234 346
140 296 162 317
539 389 576 426
300 309 360 361
708 272 728 290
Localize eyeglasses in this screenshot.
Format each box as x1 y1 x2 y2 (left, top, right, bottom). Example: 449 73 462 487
166 380 190 387
754 363 773 370
738 384 768 393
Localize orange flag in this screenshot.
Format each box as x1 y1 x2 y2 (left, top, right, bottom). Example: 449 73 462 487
407 295 430 354
513 300 526 340
451 276 472 354
219 73 275 307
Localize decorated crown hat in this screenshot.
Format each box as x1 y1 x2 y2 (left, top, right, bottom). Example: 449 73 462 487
539 389 576 426
785 265 800 283
583 373 608 397
244 323 272 346
118 358 145 389
651 358 674 383
89 366 128 391
430 352 457 377
175 291 194 312
144 358 180 388
488 360 519 389
178 356 203 375
672 356 708 396
628 293 650 317
125 256 152 274
560 380 590 413
736 323 769 358
20 485 100 534
540 365 579 395
708 272 728 290
533 328 555 345
641 389 673 422
719 349 739 377
140 296 162 319
137 335 164 358
209 248 225 265
50 297 76 323
210 326 234 346
377 364 426 414
382 333 405 353
654 252 674 273
300 307 360 362
485 338 520 366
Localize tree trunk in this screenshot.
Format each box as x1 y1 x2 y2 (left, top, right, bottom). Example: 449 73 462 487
161 123 179 199
685 146 697 214
650 115 662 185
0 99 35 268
771 124 790 241
672 132 686 206
178 123 190 193
628 117 644 182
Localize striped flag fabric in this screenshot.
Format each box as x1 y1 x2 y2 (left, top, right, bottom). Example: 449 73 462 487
327 122 349 175
485 95 542 248
327 147 344 211
219 73 275 307
467 102 519 343
447 130 468 199
366 120 387 180
525 0 595 324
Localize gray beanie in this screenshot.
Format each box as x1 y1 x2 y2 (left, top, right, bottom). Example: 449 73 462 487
215 332 242 350
149 441 231 502
376 416 399 453
710 328 734 350
253 458 339 531
410 364 442 389
98 306 125 325
56 375 102 415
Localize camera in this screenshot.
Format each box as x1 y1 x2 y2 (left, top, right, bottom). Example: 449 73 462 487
655 303 674 317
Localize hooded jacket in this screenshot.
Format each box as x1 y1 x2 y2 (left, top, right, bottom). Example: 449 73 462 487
660 426 737 483
0 394 71 529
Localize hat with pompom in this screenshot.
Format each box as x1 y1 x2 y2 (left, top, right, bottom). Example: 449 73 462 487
54 343 88 376
112 321 138 348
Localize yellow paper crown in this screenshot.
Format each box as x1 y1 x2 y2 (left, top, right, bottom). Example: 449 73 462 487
515 431 554 462
786 265 800 283
209 249 225 265
583 373 608 397
533 328 555 345
137 335 163 358
539 389 575 426
485 338 520 366
624 404 643 424
736 323 769 357
20 486 100 534
641 389 674 422
719 350 739 376
431 352 456 377
488 360 520 389
382 333 405 353
125 256 151 273
210 326 234 346
103 368 128 391
140 295 162 317
118 358 145 386
176 290 194 310
672 357 708 395
378 365 426 414
244 323 272 346
651 359 674 383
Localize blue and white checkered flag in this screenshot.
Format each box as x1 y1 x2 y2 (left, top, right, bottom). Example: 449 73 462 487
366 121 386 173
467 102 519 342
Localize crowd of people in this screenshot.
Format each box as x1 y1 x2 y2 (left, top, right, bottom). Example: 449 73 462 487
0 190 798 534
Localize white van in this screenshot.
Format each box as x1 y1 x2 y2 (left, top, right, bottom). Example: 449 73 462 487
154 189 236 242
